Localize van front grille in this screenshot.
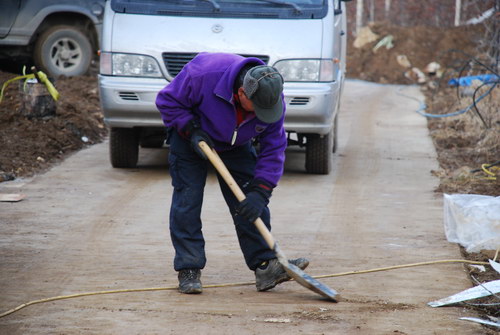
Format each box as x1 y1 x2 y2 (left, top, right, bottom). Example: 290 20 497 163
162 53 198 77
162 53 270 77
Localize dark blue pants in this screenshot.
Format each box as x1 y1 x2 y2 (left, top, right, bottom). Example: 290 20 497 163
168 131 275 271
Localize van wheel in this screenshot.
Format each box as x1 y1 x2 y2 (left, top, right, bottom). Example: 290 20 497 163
34 25 92 77
110 128 139 168
305 130 333 174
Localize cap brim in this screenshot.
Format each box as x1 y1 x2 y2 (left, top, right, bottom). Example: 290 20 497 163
253 97 283 124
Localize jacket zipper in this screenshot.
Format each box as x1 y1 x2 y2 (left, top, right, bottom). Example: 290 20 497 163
231 127 238 146
228 93 254 146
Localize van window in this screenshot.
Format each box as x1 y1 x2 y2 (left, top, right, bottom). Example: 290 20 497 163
111 0 328 19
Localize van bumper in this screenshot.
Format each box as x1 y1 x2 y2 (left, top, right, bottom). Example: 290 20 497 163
98 75 167 128
98 75 340 134
283 81 340 135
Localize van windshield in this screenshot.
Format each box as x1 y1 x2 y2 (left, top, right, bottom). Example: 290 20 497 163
111 0 328 19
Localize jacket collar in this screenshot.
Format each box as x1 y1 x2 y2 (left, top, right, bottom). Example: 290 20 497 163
213 57 265 103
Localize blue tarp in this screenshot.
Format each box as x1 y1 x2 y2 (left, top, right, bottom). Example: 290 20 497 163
448 74 500 86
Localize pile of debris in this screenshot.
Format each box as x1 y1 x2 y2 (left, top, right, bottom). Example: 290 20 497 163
352 25 443 85
347 22 487 85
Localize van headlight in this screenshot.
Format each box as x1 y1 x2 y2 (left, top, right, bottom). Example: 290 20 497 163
100 52 163 77
274 59 337 82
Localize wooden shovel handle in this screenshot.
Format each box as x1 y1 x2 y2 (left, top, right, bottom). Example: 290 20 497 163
198 141 276 250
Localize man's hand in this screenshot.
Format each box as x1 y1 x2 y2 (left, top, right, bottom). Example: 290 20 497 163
183 119 214 159
236 179 273 222
190 128 214 159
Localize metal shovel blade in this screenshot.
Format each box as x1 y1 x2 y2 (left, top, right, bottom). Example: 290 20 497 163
275 245 338 301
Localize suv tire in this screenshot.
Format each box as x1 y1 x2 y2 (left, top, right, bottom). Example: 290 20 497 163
34 25 92 77
110 127 139 168
305 129 333 175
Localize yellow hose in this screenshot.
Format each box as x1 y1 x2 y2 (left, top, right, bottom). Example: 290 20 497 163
0 70 59 104
481 164 499 180
0 258 491 319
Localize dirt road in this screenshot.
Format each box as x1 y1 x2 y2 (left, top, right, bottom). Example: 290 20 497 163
0 80 485 334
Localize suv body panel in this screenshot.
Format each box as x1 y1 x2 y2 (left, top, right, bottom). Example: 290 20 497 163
0 1 104 46
0 0 105 76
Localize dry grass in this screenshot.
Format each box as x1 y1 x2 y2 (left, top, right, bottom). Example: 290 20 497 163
424 82 500 196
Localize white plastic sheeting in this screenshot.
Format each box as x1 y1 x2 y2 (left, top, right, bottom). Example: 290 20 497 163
443 194 500 252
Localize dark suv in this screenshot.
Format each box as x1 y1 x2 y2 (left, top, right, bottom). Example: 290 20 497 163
0 0 105 77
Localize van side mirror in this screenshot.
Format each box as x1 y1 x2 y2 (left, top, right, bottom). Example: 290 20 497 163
334 0 341 15
335 0 351 15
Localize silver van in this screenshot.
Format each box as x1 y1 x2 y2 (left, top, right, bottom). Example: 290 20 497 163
98 0 348 174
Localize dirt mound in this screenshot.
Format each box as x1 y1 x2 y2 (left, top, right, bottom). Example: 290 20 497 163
426 86 500 196
347 22 487 84
0 72 106 180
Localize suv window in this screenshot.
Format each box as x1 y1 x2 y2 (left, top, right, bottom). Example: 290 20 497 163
111 0 328 19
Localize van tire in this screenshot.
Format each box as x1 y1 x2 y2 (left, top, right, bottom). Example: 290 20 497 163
305 130 333 174
110 128 139 168
34 25 92 77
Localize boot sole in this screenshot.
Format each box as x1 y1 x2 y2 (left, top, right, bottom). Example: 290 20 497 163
178 284 203 294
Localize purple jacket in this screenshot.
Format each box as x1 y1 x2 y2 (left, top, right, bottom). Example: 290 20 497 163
156 52 287 187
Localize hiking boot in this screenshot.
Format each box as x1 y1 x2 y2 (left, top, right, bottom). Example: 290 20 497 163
255 258 309 292
178 269 202 294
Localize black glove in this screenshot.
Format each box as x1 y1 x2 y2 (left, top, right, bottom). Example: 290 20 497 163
183 119 214 159
236 179 273 222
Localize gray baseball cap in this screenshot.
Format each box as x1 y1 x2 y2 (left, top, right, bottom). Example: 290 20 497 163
243 65 284 124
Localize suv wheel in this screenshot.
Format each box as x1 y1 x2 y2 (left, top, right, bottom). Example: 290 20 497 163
305 129 333 175
34 25 92 77
110 128 139 168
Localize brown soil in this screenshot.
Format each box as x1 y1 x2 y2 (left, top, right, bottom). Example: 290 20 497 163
0 21 498 327
426 86 500 196
347 22 488 84
0 71 106 182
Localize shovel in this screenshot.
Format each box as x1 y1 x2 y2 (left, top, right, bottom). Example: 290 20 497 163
199 141 338 301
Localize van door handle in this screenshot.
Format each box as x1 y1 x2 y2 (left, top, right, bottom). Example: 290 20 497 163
340 30 345 36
